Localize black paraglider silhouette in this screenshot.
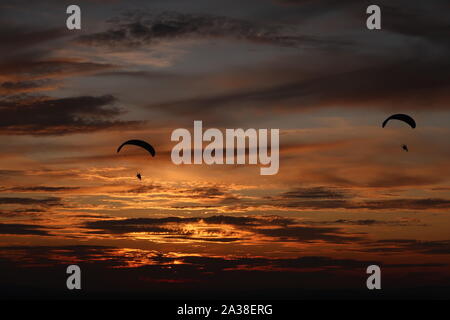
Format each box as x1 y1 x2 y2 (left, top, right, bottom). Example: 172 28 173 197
382 114 416 152
382 114 416 129
117 139 155 180
117 139 156 157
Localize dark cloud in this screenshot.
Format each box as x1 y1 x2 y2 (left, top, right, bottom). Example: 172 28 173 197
0 240 448 300
190 186 225 199
0 24 69 55
280 186 350 199
280 199 350 209
0 197 61 206
275 0 315 4
0 59 116 81
274 0 450 47
85 215 292 232
381 4 450 44
123 185 231 201
367 173 444 188
124 184 163 194
256 226 362 243
2 186 79 193
83 215 358 243
0 223 52 236
78 11 348 49
271 186 450 211
329 219 425 227
84 215 263 235
0 208 47 217
148 60 450 116
0 79 57 94
275 0 359 5
0 95 142 135
1 244 448 299
0 245 117 268
0 170 21 176
277 198 450 211
358 198 450 210
0 244 379 271
368 239 450 255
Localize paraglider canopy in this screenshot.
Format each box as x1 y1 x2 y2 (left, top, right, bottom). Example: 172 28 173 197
382 114 416 129
117 139 156 157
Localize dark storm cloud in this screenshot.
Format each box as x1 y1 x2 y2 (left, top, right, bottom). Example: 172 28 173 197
275 0 315 4
378 4 450 44
275 0 450 45
2 186 79 192
255 226 362 243
173 254 378 271
1 244 448 298
85 215 292 231
148 60 450 115
0 95 142 135
273 0 362 12
0 208 47 217
98 217 236 236
164 235 242 243
78 11 348 49
1 244 444 274
190 186 225 199
203 215 292 226
0 244 378 270
275 0 358 4
123 184 230 200
134 2 450 117
0 24 69 54
96 70 180 80
271 187 450 211
280 186 350 199
84 215 358 243
124 184 163 194
0 245 117 267
0 197 61 206
367 173 444 188
0 79 57 94
277 198 450 211
367 239 450 255
355 198 450 210
327 219 425 227
280 199 350 209
0 223 52 236
0 170 22 176
0 59 116 81
84 215 264 234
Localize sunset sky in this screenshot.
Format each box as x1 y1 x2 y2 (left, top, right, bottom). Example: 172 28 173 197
1 0 449 298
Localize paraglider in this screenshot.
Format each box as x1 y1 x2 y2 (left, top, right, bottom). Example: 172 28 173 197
382 114 416 152
117 139 156 157
382 114 416 129
116 139 155 180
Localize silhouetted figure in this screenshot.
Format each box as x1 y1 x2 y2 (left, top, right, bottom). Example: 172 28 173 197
117 140 156 157
136 173 142 180
402 144 409 152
